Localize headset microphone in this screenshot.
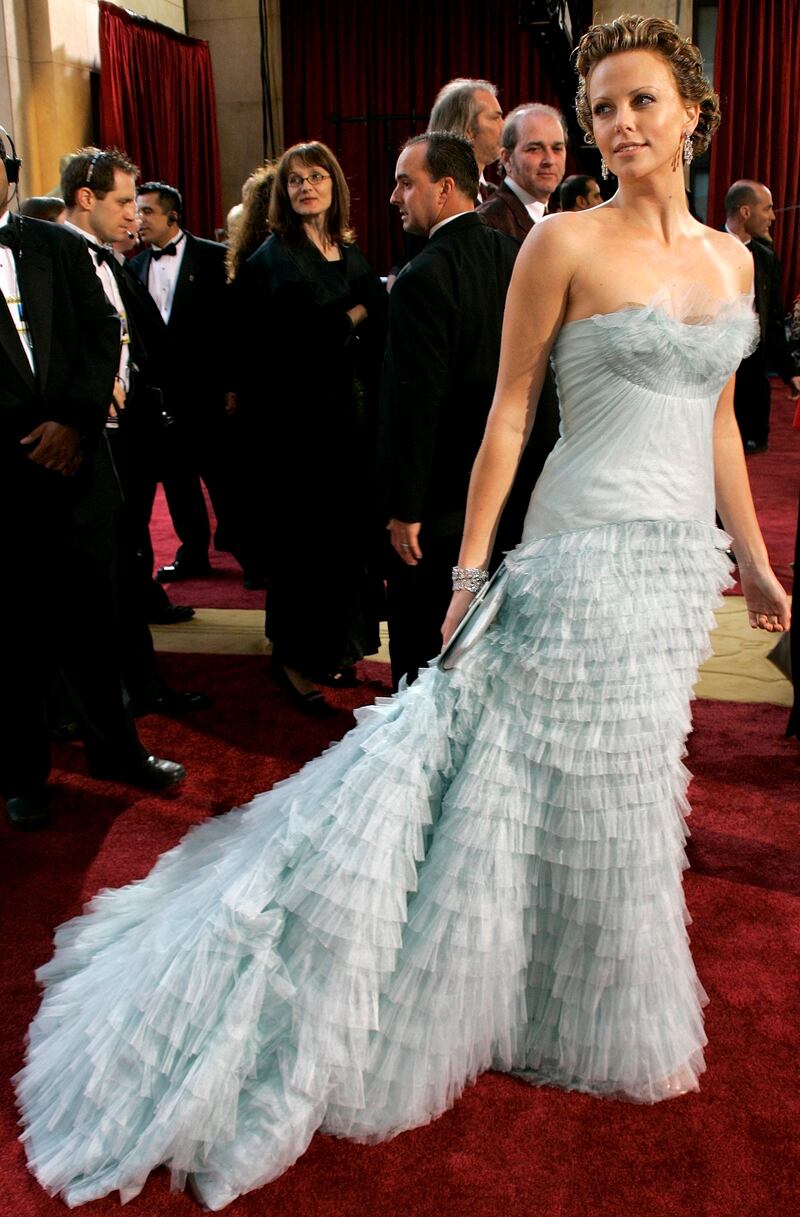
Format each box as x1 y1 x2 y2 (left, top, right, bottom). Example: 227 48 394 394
0 124 22 184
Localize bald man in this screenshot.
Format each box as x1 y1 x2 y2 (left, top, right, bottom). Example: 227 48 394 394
724 179 800 452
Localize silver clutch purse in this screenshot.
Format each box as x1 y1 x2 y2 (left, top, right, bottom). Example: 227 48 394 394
436 562 509 670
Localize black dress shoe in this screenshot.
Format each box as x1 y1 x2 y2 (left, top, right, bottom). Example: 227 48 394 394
272 660 336 718
5 792 50 831
242 572 267 591
156 559 212 583
89 754 186 789
137 690 212 717
148 603 196 624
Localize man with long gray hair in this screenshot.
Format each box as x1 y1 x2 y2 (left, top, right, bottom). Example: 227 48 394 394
428 77 503 201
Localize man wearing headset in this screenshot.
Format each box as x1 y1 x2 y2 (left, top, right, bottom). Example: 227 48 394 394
0 130 185 830
133 183 247 584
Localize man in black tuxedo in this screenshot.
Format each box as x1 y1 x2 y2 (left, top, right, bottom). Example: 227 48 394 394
61 148 211 715
724 180 800 452
382 133 519 687
0 141 184 830
133 183 244 581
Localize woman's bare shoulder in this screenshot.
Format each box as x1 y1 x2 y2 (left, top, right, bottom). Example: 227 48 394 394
698 224 754 290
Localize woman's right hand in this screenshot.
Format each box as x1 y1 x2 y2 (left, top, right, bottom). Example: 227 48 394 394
441 589 477 648
346 304 367 328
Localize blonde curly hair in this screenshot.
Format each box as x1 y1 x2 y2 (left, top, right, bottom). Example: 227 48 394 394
574 14 720 157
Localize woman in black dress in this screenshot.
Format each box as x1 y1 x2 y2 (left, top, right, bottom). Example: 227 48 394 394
236 142 387 714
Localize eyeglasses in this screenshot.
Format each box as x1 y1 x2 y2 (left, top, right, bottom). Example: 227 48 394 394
287 171 330 189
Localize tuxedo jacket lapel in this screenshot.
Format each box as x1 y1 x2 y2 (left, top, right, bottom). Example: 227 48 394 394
18 238 53 388
0 216 38 390
168 235 194 328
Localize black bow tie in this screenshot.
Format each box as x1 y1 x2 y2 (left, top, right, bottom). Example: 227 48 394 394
152 243 178 260
93 245 115 267
0 224 18 252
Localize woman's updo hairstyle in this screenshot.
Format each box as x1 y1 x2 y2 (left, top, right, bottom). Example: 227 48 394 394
574 14 720 157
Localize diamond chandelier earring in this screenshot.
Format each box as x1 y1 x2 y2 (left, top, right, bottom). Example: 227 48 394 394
601 157 609 180
682 132 694 165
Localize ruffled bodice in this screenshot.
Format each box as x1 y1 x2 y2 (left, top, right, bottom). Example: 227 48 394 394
523 291 759 541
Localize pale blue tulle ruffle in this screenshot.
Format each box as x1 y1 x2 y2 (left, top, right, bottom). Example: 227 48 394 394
16 518 733 1211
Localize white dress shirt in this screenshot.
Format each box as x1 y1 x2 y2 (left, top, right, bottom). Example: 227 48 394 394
64 219 130 392
504 177 547 224
146 231 186 323
428 213 469 240
0 210 35 373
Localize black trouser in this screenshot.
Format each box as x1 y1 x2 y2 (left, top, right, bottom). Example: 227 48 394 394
734 354 772 447
385 531 461 690
156 412 253 570
0 445 146 797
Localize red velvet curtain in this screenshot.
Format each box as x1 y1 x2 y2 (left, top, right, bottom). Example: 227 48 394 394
98 1 221 238
282 0 562 273
708 0 800 304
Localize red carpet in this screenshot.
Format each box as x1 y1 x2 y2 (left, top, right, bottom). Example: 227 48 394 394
2 655 798 1217
149 484 257 610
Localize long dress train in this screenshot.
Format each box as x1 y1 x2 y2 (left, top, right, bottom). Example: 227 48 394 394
15 290 758 1210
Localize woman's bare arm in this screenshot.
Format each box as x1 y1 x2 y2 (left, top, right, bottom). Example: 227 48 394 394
456 217 576 572
440 217 577 646
714 376 791 631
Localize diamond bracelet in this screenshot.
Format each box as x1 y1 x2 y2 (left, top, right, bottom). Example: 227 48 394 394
452 565 489 593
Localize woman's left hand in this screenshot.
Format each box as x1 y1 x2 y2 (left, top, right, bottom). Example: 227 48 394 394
739 566 791 632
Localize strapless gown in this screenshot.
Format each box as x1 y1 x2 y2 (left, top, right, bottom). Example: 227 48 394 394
15 291 759 1210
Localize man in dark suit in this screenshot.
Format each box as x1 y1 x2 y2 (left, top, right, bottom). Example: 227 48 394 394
133 183 245 581
724 179 800 452
0 142 184 830
61 148 211 715
478 104 567 559
478 104 567 241
381 133 519 687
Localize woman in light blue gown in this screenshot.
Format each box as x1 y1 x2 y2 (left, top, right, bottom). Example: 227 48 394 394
15 14 791 1212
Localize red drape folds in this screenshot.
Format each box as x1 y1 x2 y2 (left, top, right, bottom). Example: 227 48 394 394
282 0 562 273
708 0 800 304
98 1 221 238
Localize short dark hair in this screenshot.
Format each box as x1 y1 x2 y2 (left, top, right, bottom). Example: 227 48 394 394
137 181 183 218
20 196 66 221
724 180 761 218
403 132 479 200
61 147 139 208
560 174 596 211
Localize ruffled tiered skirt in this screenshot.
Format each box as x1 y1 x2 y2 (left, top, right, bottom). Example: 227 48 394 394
16 519 733 1211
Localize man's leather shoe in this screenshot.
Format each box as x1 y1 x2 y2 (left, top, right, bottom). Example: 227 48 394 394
148 603 196 624
134 690 212 717
6 792 50 831
90 755 186 789
156 558 212 583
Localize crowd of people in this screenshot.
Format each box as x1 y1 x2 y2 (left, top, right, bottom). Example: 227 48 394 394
2 45 798 836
